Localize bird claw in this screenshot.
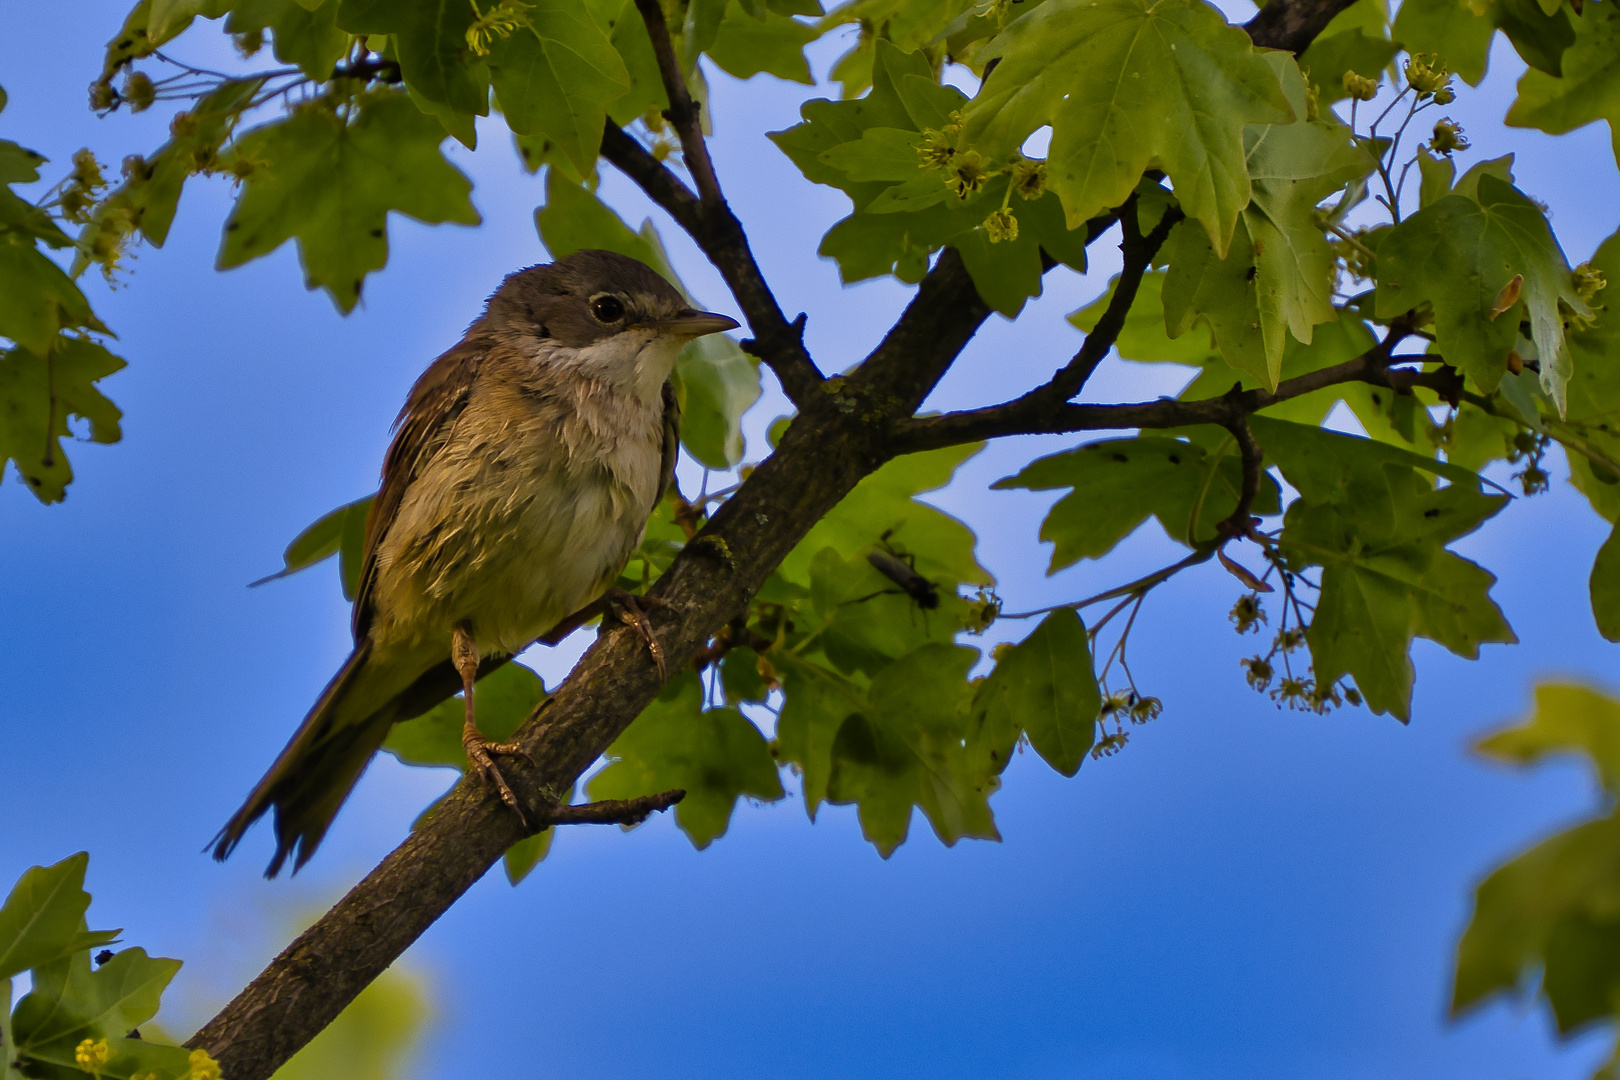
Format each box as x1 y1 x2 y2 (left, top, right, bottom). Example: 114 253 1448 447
603 588 671 680
464 734 532 827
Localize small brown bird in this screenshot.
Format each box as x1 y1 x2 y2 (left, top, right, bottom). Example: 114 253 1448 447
214 250 739 875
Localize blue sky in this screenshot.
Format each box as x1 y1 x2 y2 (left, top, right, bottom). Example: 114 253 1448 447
4 4 1620 1078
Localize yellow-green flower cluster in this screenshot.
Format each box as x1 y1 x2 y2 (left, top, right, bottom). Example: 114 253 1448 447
466 0 531 56
1404 53 1450 96
1574 262 1608 304
983 206 1018 242
1429 118 1468 156
187 1048 224 1080
75 1038 112 1072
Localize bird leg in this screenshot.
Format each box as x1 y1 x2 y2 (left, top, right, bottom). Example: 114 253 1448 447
602 588 674 680
452 624 531 826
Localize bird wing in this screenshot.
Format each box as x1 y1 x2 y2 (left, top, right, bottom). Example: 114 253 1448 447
352 337 485 643
656 377 681 509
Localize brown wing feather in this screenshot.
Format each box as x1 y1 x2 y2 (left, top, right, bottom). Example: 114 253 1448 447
352 337 486 642
656 378 681 509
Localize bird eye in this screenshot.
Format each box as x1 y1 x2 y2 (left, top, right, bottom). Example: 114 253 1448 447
590 295 625 323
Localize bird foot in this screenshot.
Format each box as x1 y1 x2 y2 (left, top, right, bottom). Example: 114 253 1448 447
464 732 533 827
602 588 674 680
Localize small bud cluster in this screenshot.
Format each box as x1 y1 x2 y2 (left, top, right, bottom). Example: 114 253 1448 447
1342 70 1379 102
188 1048 224 1080
1574 262 1609 304
1229 595 1266 634
1429 118 1468 156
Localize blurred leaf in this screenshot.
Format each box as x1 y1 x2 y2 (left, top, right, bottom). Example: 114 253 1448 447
1477 682 1620 790
1595 523 1620 643
1376 174 1586 409
1069 270 1219 367
708 0 816 83
0 338 125 505
993 435 1281 571
961 0 1291 252
271 965 428 1080
976 608 1099 776
226 0 348 80
1298 28 1401 104
588 672 783 848
219 90 480 312
1505 1 1620 165
0 855 93 983
486 0 630 173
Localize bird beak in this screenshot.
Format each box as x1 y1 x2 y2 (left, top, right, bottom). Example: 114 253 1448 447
649 310 741 337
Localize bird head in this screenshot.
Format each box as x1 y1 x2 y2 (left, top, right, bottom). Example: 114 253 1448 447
482 250 739 400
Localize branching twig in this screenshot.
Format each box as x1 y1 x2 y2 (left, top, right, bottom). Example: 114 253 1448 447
598 122 822 406
890 317 1431 451
630 0 723 207
543 790 685 826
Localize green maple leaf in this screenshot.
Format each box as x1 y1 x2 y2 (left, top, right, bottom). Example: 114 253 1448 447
975 608 1100 776
961 0 1292 254
11 948 180 1051
253 494 373 599
0 855 97 983
1393 0 1574 85
1254 417 1515 720
1376 173 1588 410
336 0 490 147
485 0 630 173
707 0 818 83
994 434 1281 570
588 673 784 849
769 42 1084 312
218 91 480 313
0 338 124 505
825 643 1001 856
1506 2 1620 167
1160 58 1370 386
226 0 350 80
779 442 991 587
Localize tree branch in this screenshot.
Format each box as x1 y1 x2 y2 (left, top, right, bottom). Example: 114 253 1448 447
1243 0 1361 53
890 324 1435 451
599 122 821 406
543 790 685 826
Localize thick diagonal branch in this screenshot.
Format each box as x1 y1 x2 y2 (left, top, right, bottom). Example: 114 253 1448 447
1243 0 1361 53
184 222 1012 1080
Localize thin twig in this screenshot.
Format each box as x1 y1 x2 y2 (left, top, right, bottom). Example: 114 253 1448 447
543 790 686 826
630 0 724 208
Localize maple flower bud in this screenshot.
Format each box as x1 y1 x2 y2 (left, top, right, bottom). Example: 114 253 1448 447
1342 70 1379 102
983 207 1018 242
945 149 989 198
1574 262 1608 303
123 71 155 112
1243 656 1274 691
1229 595 1266 634
1433 86 1456 105
71 148 106 188
1008 155 1046 199
1404 53 1450 96
170 111 199 138
188 1048 223 1080
1430 118 1468 156
89 79 116 112
76 1038 111 1071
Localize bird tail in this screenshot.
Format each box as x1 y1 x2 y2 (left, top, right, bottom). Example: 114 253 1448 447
212 642 416 876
